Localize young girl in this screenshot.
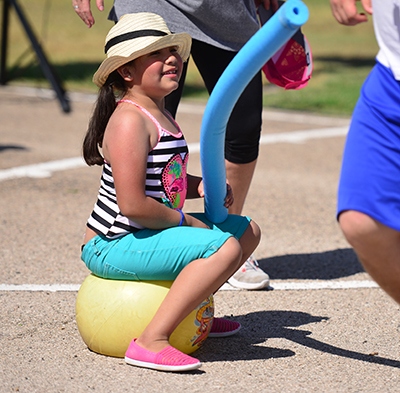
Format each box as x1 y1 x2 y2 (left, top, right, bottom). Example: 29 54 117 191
81 12 261 372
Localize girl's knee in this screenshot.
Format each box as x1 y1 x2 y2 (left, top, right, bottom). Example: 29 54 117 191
220 237 242 264
249 220 261 244
242 220 261 249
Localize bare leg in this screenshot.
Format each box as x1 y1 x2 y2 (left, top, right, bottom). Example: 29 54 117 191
211 219 261 293
225 159 268 290
339 210 400 304
226 159 257 215
136 237 243 353
238 219 261 263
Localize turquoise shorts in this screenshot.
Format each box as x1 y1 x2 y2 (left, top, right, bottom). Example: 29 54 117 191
81 213 251 281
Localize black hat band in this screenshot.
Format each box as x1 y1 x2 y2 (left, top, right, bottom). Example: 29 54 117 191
105 29 168 54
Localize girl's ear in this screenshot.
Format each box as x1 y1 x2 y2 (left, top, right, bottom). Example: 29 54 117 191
117 65 134 82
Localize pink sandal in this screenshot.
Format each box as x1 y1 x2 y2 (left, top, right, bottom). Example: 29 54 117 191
125 339 202 372
208 317 241 338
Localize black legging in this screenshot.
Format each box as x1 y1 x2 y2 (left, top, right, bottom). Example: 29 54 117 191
165 39 263 164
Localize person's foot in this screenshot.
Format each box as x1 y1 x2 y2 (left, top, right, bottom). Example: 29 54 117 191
208 317 241 338
125 339 201 372
227 255 270 290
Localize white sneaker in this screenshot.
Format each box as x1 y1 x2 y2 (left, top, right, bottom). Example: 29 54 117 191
227 255 270 290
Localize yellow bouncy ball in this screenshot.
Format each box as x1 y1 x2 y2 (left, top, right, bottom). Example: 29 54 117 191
76 274 214 357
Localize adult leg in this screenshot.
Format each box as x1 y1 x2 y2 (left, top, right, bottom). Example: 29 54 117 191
190 40 262 215
339 210 400 304
224 71 262 215
226 160 257 215
337 63 400 304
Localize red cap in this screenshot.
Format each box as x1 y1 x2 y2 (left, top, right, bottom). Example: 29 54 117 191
259 2 313 90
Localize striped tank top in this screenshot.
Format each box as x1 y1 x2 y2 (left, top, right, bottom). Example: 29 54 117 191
87 100 189 239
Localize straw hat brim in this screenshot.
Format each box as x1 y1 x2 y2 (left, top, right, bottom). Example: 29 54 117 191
93 33 192 88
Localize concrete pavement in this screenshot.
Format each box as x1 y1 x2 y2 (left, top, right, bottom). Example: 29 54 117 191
0 86 399 392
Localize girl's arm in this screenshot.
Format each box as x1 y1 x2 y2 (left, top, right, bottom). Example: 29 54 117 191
103 109 209 229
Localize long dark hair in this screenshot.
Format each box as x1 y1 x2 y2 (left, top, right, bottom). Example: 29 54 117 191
82 71 128 166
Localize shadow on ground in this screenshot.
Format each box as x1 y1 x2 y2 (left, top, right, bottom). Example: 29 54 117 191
198 310 400 369
0 144 28 153
316 56 376 68
258 248 363 280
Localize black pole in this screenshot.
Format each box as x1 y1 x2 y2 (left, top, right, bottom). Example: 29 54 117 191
0 0 10 85
0 0 71 113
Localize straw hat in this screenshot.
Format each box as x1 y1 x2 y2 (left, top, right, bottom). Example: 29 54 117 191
93 13 192 87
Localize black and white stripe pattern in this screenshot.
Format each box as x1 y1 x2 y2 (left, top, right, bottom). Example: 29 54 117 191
87 132 188 239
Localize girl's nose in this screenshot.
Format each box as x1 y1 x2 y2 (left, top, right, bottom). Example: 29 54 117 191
165 53 177 64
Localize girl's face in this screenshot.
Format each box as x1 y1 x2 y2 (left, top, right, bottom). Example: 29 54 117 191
128 46 183 99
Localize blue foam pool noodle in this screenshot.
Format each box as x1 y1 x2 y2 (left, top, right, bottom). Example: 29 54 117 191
200 0 309 222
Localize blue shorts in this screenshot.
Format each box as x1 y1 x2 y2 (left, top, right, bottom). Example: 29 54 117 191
81 213 251 281
337 61 400 231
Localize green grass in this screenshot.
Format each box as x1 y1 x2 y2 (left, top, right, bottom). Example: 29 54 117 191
2 0 378 115
262 0 378 115
263 56 376 115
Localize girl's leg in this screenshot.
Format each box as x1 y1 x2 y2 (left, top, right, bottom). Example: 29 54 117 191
237 219 261 263
135 236 243 353
189 213 261 267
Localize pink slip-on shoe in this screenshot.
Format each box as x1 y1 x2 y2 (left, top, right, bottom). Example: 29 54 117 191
208 317 241 338
125 339 202 372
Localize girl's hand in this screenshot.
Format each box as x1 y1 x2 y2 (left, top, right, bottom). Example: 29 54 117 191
195 179 234 208
197 179 205 198
224 183 234 209
183 213 210 229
